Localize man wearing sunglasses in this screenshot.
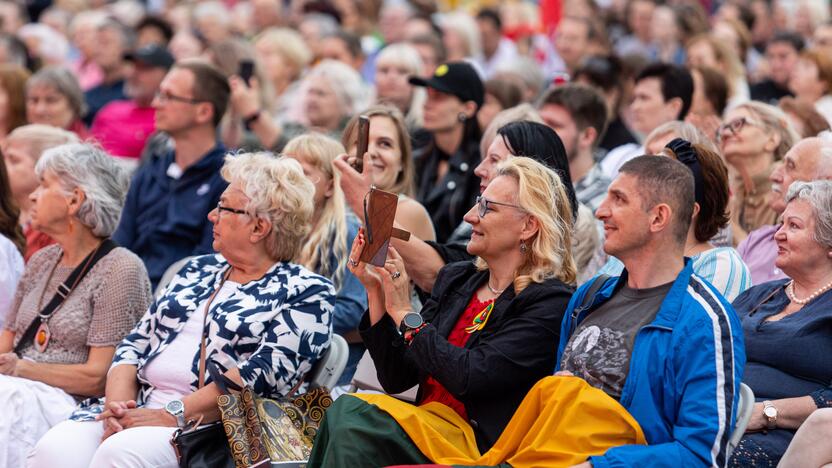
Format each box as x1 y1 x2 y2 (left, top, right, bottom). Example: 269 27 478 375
112 60 230 290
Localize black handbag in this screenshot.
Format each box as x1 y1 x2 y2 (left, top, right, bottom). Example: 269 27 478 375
170 422 234 468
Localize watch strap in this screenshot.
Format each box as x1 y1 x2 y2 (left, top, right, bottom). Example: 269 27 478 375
763 400 777 430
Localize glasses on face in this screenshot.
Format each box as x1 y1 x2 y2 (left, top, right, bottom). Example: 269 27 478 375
216 202 248 219
476 196 524 218
154 91 204 105
716 117 759 141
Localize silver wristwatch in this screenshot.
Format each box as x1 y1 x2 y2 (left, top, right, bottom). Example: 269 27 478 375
164 399 186 428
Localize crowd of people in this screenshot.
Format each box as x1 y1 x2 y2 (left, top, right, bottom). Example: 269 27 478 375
0 0 831 467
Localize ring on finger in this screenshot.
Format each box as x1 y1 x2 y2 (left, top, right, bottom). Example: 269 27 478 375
391 271 402 280
348 258 358 267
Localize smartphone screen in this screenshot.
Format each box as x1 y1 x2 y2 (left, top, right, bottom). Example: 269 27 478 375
239 59 255 87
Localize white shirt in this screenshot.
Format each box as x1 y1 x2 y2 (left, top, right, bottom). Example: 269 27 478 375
0 234 23 328
143 280 240 409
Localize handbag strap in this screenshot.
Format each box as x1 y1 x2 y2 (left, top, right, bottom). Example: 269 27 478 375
198 268 231 388
14 239 117 355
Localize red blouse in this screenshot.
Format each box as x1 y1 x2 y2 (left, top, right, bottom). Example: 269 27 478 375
418 294 494 420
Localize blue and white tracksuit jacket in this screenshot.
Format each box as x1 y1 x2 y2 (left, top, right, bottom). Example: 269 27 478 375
556 261 746 468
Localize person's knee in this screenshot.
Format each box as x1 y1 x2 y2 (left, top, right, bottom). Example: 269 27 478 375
805 408 832 432
92 431 140 468
28 422 99 468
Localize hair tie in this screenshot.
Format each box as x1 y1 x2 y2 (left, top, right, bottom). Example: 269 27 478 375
666 138 704 207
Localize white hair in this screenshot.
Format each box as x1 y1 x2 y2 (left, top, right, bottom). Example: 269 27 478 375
817 131 832 179
193 1 231 25
786 180 832 249
437 11 482 58
305 59 369 118
35 144 130 237
220 152 315 261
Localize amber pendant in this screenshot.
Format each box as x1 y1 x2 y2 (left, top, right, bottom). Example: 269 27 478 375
34 321 50 353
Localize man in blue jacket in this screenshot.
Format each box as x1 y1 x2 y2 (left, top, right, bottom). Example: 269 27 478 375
556 156 745 467
113 60 230 289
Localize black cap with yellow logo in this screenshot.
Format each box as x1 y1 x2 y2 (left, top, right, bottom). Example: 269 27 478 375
409 61 485 109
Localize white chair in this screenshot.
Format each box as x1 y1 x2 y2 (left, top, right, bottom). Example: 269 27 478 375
154 256 197 298
308 334 348 390
727 383 755 459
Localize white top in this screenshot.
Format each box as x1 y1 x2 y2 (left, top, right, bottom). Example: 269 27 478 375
599 143 643 180
815 95 832 128
143 280 240 409
0 234 23 329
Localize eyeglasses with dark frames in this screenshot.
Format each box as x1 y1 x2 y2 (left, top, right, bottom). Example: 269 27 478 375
154 91 205 105
716 117 760 142
476 196 524 218
216 202 248 218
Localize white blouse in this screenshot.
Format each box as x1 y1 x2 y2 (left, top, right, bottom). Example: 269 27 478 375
0 234 23 328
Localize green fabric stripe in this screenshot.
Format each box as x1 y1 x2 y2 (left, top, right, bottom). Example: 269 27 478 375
307 394 432 467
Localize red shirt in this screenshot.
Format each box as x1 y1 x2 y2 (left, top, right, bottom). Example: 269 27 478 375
23 224 55 262
418 295 494 420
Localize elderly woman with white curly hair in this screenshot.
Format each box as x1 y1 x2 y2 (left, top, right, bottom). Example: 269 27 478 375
0 143 152 467
30 152 336 468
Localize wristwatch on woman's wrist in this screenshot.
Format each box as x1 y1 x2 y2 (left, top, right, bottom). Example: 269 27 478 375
398 312 424 335
763 400 778 430
165 399 186 428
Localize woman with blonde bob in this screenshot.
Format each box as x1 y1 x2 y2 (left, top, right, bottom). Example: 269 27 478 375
30 153 335 468
308 157 576 466
283 133 367 387
374 43 426 130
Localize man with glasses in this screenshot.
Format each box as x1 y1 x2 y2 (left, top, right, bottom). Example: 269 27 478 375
113 60 230 289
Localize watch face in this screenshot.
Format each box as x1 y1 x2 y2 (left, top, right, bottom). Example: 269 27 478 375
166 400 184 414
764 406 777 418
403 313 423 329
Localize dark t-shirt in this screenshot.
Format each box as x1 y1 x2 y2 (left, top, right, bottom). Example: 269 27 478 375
560 281 673 399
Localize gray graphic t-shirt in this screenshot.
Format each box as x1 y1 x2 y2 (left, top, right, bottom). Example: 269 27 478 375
560 281 673 399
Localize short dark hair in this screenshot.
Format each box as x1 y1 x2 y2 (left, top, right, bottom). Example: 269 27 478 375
137 15 175 45
497 120 578 219
573 54 624 93
769 31 805 53
636 62 694 120
619 155 695 245
476 8 501 30
174 60 230 127
692 65 728 115
537 83 608 148
664 143 730 242
325 30 363 59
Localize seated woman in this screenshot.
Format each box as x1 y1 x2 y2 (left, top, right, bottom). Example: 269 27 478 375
729 180 832 467
335 113 581 294
308 157 577 466
2 124 80 260
0 143 151 466
29 153 336 468
283 133 367 388
598 138 752 301
0 156 24 328
25 67 91 139
341 105 435 241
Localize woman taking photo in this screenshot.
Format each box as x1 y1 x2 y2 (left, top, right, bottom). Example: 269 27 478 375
25 67 90 139
729 180 832 467
284 133 367 387
719 101 799 244
309 156 576 466
30 152 336 467
0 143 151 466
341 105 435 242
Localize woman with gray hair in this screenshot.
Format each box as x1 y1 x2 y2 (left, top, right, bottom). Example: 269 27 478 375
26 67 89 139
0 143 152 466
729 180 832 467
30 152 335 468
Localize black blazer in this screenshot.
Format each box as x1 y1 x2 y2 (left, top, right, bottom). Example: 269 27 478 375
359 261 574 451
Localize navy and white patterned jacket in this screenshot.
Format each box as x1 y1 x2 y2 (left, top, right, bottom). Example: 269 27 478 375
70 254 334 420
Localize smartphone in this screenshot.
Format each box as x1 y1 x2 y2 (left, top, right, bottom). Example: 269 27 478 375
352 115 370 173
239 59 255 87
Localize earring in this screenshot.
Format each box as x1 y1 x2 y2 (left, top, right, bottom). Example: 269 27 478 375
68 218 74 234
457 113 467 123
520 240 528 253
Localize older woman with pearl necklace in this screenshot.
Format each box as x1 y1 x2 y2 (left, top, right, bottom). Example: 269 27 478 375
729 180 832 467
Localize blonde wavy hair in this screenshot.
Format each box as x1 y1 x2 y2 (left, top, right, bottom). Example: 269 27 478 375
475 157 576 291
284 133 351 289
220 152 315 262
730 100 800 161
